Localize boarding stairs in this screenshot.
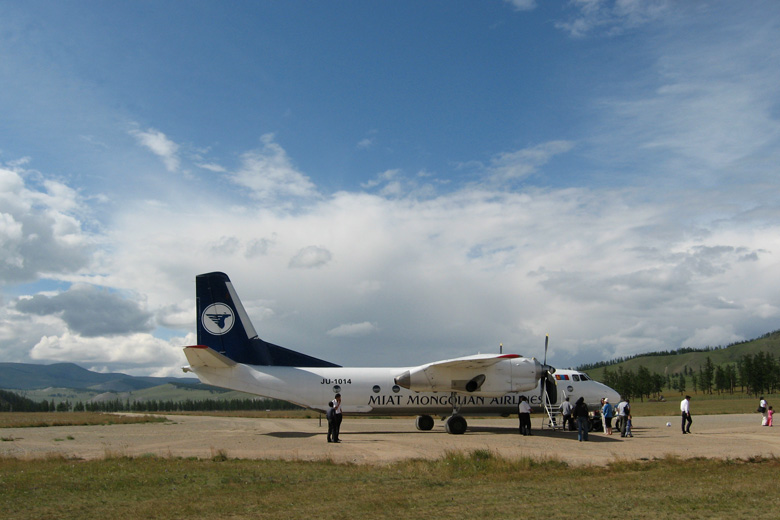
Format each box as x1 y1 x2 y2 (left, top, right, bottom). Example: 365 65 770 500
540 389 562 431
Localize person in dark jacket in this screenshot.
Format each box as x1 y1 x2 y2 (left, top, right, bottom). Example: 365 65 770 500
326 400 335 442
330 393 343 443
573 397 590 442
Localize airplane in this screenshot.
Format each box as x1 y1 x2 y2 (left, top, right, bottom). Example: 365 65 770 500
182 272 620 434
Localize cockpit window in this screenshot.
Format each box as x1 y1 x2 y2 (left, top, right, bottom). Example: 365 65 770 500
572 374 580 381
579 373 591 381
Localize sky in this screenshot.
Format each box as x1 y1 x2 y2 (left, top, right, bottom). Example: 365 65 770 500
1 0 780 378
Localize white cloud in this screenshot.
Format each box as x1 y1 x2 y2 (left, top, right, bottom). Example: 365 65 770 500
88 122 779 366
504 0 536 11
29 331 189 369
0 167 93 284
130 127 181 172
230 133 318 201
327 321 378 338
289 246 333 269
556 0 670 37
487 141 574 184
680 325 742 351
196 162 227 173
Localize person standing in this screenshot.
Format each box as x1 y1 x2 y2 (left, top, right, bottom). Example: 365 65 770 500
326 400 335 442
602 397 614 435
573 397 589 442
560 396 574 431
759 396 768 426
624 414 633 438
681 395 692 434
767 406 773 427
599 397 607 433
616 398 630 437
330 393 343 443
518 395 532 436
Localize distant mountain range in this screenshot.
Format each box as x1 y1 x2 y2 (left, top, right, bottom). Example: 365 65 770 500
0 362 197 392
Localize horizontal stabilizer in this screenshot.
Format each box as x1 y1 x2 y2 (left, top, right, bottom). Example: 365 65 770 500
183 345 237 369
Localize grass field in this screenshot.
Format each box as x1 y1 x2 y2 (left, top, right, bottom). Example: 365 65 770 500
1 451 778 519
616 392 779 417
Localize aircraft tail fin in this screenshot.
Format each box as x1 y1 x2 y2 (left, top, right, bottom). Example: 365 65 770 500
195 272 340 367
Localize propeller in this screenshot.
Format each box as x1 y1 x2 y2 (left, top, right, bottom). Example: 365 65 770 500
540 335 557 405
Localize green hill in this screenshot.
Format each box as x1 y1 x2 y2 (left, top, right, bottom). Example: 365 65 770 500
583 330 780 387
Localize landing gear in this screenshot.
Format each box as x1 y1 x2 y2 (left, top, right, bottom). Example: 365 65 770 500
445 414 468 435
444 392 468 434
415 415 434 431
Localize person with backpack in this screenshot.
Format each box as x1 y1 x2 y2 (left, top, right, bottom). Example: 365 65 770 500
759 397 768 426
602 397 614 435
573 397 589 442
617 398 630 437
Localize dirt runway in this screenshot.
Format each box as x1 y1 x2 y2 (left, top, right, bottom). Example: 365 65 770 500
2 413 778 466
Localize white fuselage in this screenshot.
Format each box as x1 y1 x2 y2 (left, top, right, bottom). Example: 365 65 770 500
190 363 619 416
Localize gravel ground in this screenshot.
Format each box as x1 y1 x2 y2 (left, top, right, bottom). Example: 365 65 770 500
1 413 777 466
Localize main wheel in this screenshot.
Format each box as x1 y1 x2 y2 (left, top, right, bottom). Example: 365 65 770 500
445 414 468 435
415 415 434 431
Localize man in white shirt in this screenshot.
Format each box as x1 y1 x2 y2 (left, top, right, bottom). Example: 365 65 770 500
759 396 768 426
518 396 532 436
616 398 630 437
681 395 692 434
559 397 574 431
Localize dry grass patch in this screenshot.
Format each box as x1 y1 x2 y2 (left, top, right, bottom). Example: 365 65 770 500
2 451 779 519
0 412 168 428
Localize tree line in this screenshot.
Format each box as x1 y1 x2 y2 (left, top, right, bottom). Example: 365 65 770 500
600 352 779 401
0 389 301 413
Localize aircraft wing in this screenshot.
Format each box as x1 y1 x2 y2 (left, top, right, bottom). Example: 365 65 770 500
394 353 539 396
421 353 520 370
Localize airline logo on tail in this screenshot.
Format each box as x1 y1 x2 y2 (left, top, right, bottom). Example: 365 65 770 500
202 303 235 335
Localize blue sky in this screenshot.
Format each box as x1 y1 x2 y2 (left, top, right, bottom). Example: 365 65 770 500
2 1 779 377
